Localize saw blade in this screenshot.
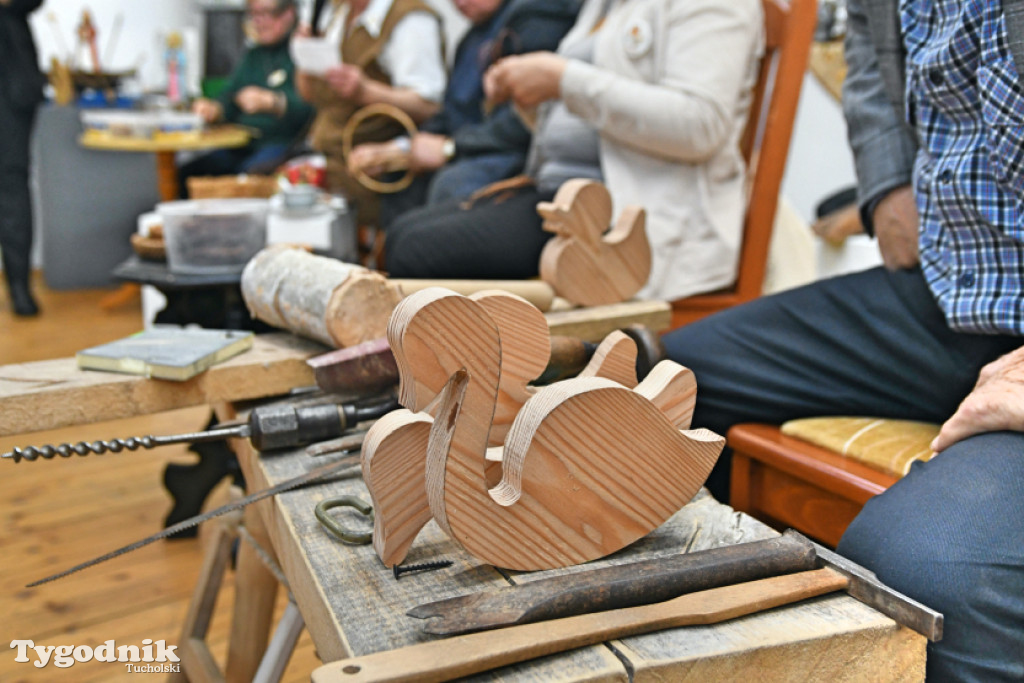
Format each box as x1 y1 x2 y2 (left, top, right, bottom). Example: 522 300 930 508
27 453 361 588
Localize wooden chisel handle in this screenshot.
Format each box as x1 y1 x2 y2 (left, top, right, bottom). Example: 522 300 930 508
311 568 850 683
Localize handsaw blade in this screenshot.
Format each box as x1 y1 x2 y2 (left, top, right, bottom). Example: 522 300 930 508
27 453 361 588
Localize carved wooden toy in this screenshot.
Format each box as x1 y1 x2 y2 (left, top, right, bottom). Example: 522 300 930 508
362 291 641 566
362 288 722 570
537 179 652 307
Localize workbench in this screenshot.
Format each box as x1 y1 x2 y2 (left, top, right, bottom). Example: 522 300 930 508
230 432 925 682
0 312 927 681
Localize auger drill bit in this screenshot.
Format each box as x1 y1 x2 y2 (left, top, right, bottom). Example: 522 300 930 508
3 396 398 463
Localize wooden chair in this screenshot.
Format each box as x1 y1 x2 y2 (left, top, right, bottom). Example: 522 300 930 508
670 0 818 329
727 418 939 547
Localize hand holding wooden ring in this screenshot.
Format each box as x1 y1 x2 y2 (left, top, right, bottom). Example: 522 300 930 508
341 103 418 194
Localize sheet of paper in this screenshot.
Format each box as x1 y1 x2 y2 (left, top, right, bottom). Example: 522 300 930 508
290 36 341 76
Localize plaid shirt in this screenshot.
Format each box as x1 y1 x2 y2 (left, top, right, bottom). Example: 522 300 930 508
902 0 1024 334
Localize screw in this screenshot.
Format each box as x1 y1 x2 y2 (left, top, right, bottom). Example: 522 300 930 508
392 560 453 580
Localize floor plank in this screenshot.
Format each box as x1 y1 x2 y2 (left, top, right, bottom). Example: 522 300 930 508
0 273 321 681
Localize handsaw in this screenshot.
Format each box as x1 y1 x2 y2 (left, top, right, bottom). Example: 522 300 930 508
26 453 361 588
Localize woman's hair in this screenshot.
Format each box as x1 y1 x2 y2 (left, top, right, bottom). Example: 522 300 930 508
248 0 297 13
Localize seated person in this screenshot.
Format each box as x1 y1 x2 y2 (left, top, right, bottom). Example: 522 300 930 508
383 0 764 304
296 0 446 224
661 0 1024 676
178 0 314 194
345 0 580 229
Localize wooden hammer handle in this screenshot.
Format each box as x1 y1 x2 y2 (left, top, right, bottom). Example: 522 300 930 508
311 568 850 683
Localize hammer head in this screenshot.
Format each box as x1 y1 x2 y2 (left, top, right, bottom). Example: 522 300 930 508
811 537 943 642
308 338 399 396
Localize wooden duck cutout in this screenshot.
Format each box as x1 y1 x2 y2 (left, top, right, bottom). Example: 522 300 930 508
537 179 652 307
376 288 722 571
362 290 642 566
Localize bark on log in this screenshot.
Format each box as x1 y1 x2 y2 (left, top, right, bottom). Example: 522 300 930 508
241 245 401 348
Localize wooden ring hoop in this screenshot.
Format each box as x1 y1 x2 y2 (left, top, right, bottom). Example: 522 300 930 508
341 103 418 194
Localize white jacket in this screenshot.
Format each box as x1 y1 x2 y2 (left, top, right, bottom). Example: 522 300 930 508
559 0 764 300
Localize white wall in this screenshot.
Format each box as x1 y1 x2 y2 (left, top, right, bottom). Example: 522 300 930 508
781 73 856 224
29 1 205 92
30 0 466 92
781 72 883 277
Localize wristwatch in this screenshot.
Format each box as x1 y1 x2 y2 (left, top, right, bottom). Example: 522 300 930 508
442 138 456 162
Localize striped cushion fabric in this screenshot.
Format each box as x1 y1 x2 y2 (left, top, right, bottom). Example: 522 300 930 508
780 417 940 478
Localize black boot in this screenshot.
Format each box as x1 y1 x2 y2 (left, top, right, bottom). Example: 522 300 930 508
8 278 39 316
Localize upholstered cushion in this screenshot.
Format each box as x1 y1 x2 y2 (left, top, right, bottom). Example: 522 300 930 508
780 417 940 478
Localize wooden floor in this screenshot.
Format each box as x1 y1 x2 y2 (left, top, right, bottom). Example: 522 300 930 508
0 274 320 682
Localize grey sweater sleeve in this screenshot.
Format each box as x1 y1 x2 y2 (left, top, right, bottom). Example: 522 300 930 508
841 0 918 234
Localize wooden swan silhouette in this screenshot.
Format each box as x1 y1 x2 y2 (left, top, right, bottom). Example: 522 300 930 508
364 288 722 570
537 179 652 307
362 290 642 566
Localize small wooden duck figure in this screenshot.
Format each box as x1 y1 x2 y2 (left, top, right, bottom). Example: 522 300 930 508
537 179 652 307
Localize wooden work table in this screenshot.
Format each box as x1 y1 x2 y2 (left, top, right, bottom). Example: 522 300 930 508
233 432 925 681
0 304 926 680
0 300 671 439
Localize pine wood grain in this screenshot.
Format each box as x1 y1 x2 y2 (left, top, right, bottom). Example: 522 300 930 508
363 294 648 568
537 180 651 307
373 289 722 570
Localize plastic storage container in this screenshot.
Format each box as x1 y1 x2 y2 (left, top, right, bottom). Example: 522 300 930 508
158 198 269 274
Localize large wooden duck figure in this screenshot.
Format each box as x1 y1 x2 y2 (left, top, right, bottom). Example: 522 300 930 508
363 288 723 571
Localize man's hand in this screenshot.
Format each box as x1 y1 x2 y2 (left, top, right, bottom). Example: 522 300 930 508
347 140 407 177
324 64 366 102
235 86 280 115
409 133 450 173
192 98 223 123
872 185 919 270
932 346 1024 452
484 52 567 110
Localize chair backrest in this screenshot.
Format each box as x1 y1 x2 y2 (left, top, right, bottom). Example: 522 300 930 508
670 0 817 328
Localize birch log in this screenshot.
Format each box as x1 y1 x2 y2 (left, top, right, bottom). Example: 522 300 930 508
241 245 402 348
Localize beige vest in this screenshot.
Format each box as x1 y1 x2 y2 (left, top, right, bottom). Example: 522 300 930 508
309 0 439 220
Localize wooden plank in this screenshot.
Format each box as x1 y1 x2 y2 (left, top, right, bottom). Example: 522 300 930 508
0 333 325 437
544 300 671 342
617 598 925 681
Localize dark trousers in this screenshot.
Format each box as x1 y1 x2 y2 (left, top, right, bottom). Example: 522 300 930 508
662 266 1023 680
0 86 37 289
384 184 556 279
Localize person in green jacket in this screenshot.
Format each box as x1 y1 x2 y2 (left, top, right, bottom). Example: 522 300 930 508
178 0 314 193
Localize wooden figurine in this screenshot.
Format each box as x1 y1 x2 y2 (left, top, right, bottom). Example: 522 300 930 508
537 179 651 307
362 290 641 566
363 288 722 571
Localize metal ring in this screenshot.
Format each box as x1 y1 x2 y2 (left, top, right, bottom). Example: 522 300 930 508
315 495 374 545
341 103 418 194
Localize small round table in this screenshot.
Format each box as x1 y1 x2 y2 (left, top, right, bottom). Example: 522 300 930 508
79 125 251 307
79 124 251 201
